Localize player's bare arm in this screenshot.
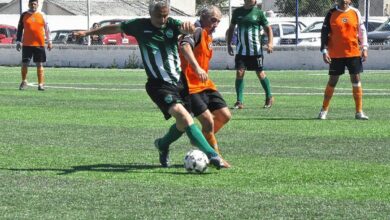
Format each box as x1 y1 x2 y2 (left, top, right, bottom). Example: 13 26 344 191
74 24 121 37
180 43 208 83
264 25 273 54
226 24 235 56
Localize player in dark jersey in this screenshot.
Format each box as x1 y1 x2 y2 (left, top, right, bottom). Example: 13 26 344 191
74 0 228 169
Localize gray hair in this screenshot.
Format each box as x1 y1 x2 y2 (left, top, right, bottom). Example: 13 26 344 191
199 5 221 21
149 0 170 14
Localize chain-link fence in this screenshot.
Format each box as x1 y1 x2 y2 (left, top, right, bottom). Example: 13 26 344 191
1 0 389 46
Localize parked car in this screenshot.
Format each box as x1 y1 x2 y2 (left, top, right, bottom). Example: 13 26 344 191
267 21 306 45
280 18 387 46
368 17 390 45
98 19 137 45
50 29 88 45
214 21 306 46
0 24 17 44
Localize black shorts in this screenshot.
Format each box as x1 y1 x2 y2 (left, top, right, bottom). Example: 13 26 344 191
235 54 264 71
190 90 227 117
145 78 190 120
329 57 363 75
22 46 46 63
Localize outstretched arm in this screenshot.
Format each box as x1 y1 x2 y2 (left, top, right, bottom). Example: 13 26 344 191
74 24 122 37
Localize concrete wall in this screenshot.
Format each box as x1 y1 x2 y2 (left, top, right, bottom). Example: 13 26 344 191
1 44 390 70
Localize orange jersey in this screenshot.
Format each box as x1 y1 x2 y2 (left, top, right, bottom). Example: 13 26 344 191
321 6 368 58
180 28 217 94
17 11 49 46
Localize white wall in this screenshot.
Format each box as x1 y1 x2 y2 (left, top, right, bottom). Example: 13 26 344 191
1 45 390 70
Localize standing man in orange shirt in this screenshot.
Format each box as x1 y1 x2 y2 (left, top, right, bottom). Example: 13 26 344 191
180 6 231 167
16 0 52 91
318 0 369 120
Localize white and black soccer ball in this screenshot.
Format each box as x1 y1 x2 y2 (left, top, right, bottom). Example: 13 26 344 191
184 149 209 173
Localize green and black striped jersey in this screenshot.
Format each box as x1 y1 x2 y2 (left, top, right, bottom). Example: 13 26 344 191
231 6 269 56
121 18 183 84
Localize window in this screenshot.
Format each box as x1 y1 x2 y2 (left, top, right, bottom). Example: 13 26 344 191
282 24 296 35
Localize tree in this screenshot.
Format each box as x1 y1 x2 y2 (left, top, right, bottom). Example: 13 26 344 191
274 0 334 16
196 0 229 11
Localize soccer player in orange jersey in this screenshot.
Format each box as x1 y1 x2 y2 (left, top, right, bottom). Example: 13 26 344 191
318 0 369 120
16 0 52 91
179 6 231 167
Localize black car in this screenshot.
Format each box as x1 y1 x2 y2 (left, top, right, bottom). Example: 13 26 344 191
50 29 88 45
368 18 390 45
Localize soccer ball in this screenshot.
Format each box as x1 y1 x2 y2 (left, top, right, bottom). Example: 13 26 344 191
184 149 209 173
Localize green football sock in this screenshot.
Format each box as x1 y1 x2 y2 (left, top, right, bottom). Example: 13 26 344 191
185 124 218 158
260 77 272 98
158 124 184 150
235 78 244 102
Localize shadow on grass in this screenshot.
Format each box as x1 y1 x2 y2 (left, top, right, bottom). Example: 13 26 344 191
232 117 318 121
2 163 188 175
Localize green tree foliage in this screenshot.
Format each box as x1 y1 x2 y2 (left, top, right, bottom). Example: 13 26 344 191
274 0 334 16
274 0 361 16
196 0 228 11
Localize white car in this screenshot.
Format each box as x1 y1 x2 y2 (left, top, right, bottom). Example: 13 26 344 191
279 21 323 46
261 21 306 46
280 18 387 46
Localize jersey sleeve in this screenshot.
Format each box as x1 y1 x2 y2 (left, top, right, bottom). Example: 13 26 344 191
180 27 202 49
258 10 269 27
16 12 26 42
120 19 138 37
41 12 51 42
320 10 332 52
354 8 368 49
231 9 238 25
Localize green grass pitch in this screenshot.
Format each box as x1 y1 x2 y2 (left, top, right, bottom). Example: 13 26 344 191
0 66 389 219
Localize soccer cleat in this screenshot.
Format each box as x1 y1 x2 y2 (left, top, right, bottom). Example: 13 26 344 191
154 138 170 167
19 81 28 90
38 84 45 91
263 96 274 108
355 112 369 120
317 108 328 120
209 155 230 170
232 101 244 109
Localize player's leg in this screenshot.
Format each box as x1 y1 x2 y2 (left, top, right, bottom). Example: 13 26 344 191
19 46 32 90
169 104 227 168
233 55 245 109
256 70 273 108
196 110 218 152
33 47 47 91
146 81 225 168
318 58 343 119
347 57 368 120
252 55 273 108
36 63 45 91
234 68 245 109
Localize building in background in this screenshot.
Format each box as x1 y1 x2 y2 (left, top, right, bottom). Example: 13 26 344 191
0 0 194 16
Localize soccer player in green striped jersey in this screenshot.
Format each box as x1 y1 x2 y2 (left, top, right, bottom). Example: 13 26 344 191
74 0 228 169
226 0 274 109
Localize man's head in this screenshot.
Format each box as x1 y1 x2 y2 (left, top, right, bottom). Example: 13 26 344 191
199 6 222 35
28 0 38 12
149 0 170 28
336 0 351 9
244 0 257 8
